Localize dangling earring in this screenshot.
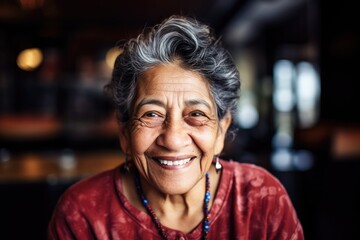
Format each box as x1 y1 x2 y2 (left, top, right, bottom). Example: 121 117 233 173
214 155 222 174
124 154 131 172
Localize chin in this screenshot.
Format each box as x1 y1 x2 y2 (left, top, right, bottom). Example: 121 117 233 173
153 177 198 195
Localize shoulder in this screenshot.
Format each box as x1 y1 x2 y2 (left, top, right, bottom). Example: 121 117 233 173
220 160 304 239
55 166 121 212
222 160 280 185
221 160 290 199
49 167 122 227
48 166 125 238
69 167 118 196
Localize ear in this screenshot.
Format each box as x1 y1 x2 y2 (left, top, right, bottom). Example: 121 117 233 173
118 122 130 154
214 112 232 155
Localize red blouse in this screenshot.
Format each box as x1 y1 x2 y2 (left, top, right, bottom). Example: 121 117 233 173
48 160 304 240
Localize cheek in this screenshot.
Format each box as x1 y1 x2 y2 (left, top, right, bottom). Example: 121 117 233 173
130 127 159 154
191 127 219 155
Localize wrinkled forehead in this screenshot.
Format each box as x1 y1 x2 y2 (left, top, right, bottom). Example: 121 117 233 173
135 63 214 102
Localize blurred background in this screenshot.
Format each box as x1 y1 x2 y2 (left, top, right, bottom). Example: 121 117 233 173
0 0 359 239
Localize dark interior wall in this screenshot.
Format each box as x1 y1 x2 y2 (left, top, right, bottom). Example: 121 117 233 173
320 0 360 123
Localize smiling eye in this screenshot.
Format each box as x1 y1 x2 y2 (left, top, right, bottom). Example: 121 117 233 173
189 111 206 117
185 111 209 126
144 112 160 118
138 111 165 127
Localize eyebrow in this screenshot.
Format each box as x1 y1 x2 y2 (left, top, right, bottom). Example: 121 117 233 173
185 99 212 110
135 99 165 113
134 98 212 112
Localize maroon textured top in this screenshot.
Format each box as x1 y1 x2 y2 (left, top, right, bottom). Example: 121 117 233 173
48 160 304 240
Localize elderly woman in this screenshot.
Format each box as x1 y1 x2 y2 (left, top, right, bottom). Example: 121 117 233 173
48 15 304 240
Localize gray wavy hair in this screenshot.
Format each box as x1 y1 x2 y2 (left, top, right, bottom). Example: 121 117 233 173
105 15 241 126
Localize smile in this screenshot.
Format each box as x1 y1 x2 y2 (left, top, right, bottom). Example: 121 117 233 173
158 158 192 166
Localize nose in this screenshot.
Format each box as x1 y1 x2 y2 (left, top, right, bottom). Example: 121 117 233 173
155 117 192 151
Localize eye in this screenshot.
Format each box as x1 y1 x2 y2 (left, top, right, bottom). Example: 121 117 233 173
189 111 206 117
185 111 209 126
138 111 165 127
144 111 161 118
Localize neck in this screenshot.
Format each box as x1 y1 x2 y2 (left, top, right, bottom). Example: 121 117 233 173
139 173 207 233
133 165 220 236
148 178 204 208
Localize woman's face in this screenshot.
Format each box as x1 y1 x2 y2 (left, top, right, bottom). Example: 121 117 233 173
119 62 231 195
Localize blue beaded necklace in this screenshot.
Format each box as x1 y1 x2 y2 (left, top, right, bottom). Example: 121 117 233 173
134 170 211 240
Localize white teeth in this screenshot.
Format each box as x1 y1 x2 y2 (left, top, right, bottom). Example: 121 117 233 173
158 158 191 166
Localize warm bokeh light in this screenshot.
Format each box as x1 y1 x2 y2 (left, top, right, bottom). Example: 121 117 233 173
105 47 123 69
17 48 43 71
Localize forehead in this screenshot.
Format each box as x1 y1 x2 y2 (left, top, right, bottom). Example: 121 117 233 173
137 63 212 97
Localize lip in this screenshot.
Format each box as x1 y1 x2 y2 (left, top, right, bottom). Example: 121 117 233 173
149 155 196 170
